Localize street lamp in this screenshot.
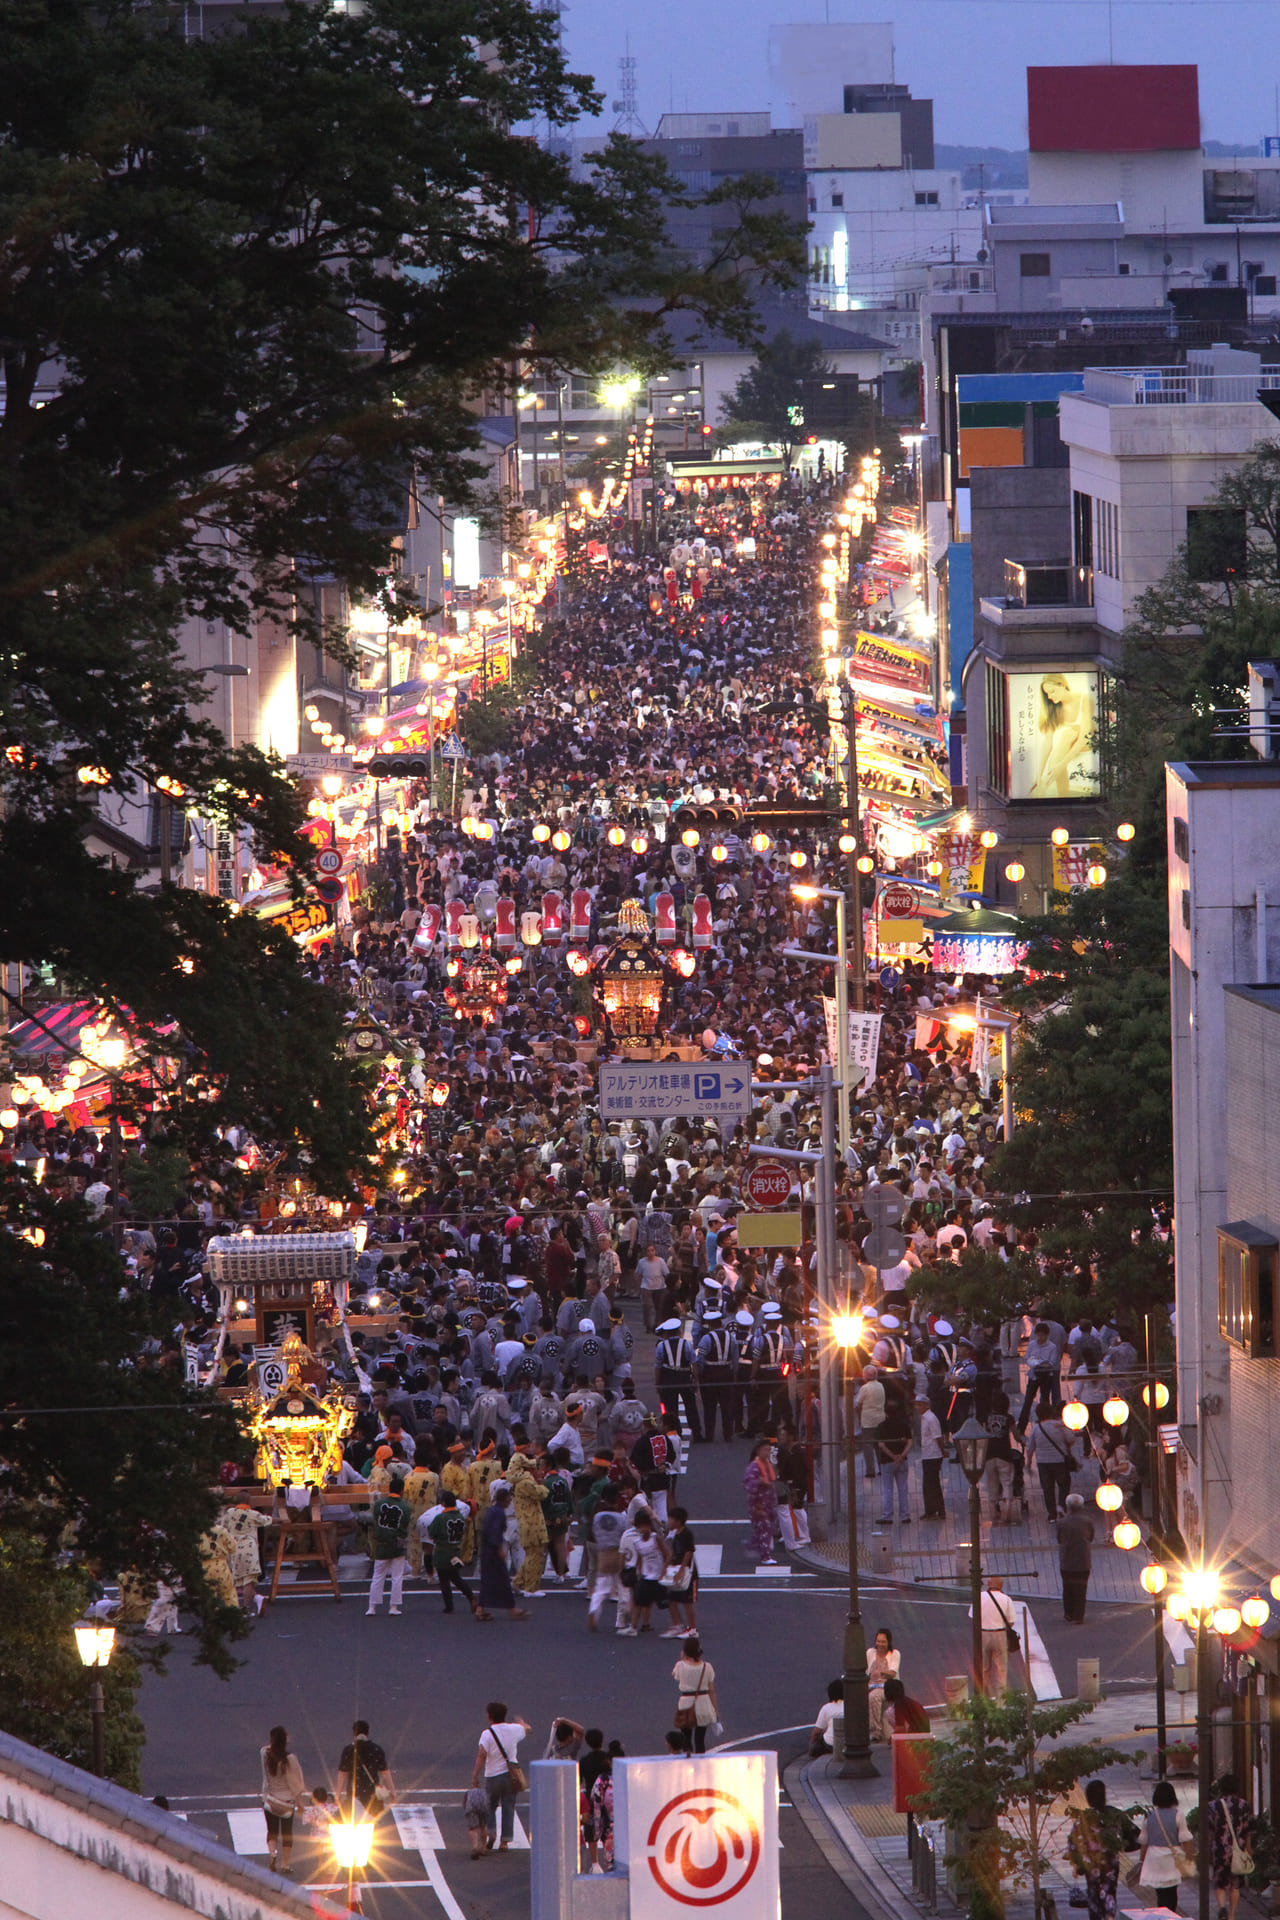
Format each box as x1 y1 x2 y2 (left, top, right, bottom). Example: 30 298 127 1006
788 884 852 1159
833 1312 877 1777
953 1415 992 1694
1168 1566 1228 1920
74 1621 114 1775
330 1816 376 1912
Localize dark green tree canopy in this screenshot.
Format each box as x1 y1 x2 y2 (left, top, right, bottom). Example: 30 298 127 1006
720 327 835 463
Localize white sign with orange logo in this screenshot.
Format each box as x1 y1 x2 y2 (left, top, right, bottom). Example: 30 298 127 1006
615 1754 779 1920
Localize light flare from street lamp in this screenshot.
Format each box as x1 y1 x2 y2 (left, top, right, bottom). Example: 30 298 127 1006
831 1312 862 1350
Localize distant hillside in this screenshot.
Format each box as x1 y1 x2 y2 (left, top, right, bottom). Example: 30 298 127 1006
936 139 1264 190
935 145 1027 190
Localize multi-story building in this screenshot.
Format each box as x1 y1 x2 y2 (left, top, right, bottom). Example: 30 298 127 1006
804 84 984 330
1165 748 1280 1819
953 347 1280 898
640 114 807 272
980 65 1280 320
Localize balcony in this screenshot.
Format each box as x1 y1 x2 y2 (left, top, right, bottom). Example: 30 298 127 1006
1083 365 1280 406
1002 559 1093 609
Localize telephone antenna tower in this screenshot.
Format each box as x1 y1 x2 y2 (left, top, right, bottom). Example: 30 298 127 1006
612 41 649 137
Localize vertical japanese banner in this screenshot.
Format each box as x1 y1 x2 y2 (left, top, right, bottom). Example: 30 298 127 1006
1051 841 1105 891
822 1000 884 1090
848 1011 883 1090
940 831 986 899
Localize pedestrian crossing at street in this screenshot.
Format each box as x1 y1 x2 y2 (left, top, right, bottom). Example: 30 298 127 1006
203 1795 530 1859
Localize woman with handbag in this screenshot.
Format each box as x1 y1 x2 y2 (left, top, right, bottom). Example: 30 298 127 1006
672 1635 719 1755
259 1725 306 1877
471 1702 531 1856
1138 1780 1194 1913
1206 1774 1254 1920
661 1505 699 1639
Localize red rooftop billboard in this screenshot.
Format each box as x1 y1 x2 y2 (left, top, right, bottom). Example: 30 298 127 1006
1027 64 1200 152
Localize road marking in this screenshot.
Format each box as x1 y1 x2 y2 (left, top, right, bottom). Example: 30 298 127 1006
393 1806 446 1851
420 1846 470 1920
754 1563 792 1578
693 1544 723 1577
227 1808 269 1853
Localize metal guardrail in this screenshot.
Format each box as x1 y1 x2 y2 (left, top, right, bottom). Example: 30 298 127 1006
1082 366 1280 405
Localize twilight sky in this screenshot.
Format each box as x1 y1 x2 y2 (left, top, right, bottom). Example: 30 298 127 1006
559 0 1278 150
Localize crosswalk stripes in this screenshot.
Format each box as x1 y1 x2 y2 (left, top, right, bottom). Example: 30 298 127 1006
227 1807 269 1853
391 1805 446 1851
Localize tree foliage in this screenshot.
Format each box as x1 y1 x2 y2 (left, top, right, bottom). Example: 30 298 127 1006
913 1692 1131 1920
0 1532 146 1788
720 329 835 463
0 1169 252 1672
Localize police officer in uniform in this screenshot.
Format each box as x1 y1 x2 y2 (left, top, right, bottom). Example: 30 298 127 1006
654 1317 702 1442
730 1309 756 1436
695 1309 738 1443
748 1303 791 1436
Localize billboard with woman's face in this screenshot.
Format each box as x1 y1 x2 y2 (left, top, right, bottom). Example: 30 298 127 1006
1007 669 1100 801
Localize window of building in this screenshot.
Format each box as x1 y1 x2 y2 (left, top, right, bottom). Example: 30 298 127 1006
1020 252 1051 278
985 662 1011 797
1094 498 1120 579
1117 262 1131 275
914 190 939 206
1209 262 1229 282
1256 275 1278 296
1186 505 1248 582
1072 490 1094 570
830 192 844 207
676 142 702 158
1218 1224 1279 1357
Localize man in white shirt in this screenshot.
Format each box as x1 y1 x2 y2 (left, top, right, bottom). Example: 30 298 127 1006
970 1577 1017 1693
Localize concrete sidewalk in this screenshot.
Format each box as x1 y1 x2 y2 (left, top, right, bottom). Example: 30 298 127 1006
787 1450 1148 1604
784 1685 1205 1920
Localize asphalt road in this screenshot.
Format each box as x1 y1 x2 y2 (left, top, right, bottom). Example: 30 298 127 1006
139 1440 1155 1920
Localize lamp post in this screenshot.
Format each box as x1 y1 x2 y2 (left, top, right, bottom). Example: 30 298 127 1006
953 1414 992 1695
788 884 852 1161
833 1311 877 1777
330 1815 375 1912
74 1621 114 1775
1167 1567 1231 1920
1140 1561 1171 1781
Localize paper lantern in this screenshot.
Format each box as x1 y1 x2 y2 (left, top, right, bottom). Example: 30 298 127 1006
838 833 856 854
631 835 648 855
1213 1605 1241 1635
532 822 551 843
979 830 998 849
1095 1482 1123 1512
789 850 807 869
1102 1395 1129 1427
1140 1563 1167 1597
1005 862 1025 883
1116 822 1135 842
682 828 700 848
552 829 571 851
1062 1401 1089 1431
1242 1595 1270 1629
1143 1382 1170 1410
1114 1521 1141 1551
1087 863 1107 887
751 831 772 854
1051 827 1070 847
606 825 625 847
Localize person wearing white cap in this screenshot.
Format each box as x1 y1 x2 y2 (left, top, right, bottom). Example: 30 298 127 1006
654 1317 703 1440
564 1318 609 1384
748 1305 791 1436
694 1310 738 1442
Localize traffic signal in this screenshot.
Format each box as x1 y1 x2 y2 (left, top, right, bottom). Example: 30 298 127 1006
670 802 743 834
368 754 430 777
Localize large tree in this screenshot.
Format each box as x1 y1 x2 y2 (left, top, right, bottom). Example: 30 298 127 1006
720 328 835 464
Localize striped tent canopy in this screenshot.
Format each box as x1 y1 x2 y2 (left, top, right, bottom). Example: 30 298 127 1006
6 1000 99 1059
